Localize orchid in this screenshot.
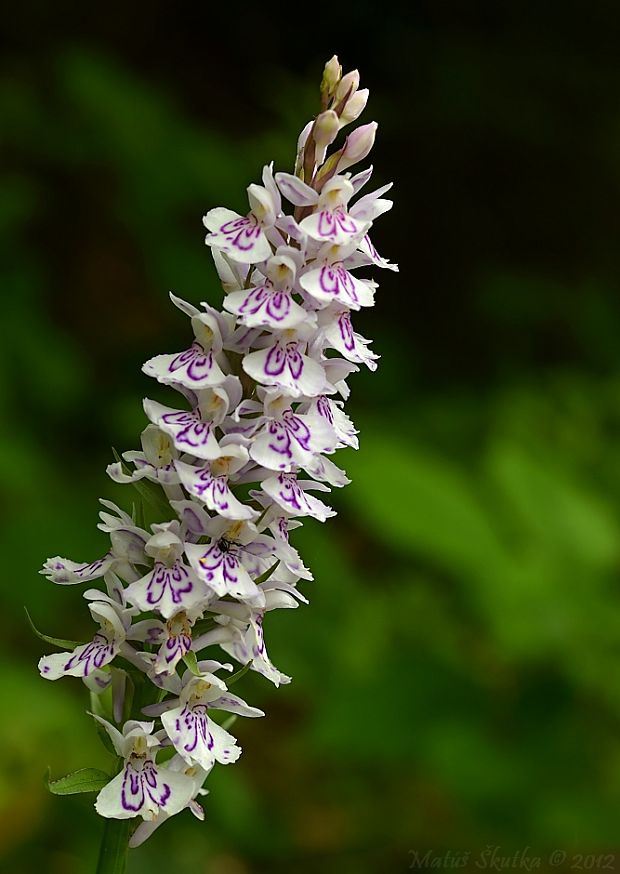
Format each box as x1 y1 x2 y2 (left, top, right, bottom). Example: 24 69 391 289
93 719 196 821
34 55 396 871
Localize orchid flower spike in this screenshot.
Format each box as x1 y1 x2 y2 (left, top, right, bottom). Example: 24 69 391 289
35 56 396 854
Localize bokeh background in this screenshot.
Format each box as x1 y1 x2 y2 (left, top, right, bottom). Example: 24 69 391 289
3 2 620 871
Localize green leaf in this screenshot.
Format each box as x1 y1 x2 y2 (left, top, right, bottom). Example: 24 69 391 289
47 767 111 795
155 685 169 704
95 721 117 756
227 661 252 686
183 650 201 676
156 745 176 764
90 691 117 754
221 714 238 732
25 607 82 650
254 560 280 586
191 617 217 637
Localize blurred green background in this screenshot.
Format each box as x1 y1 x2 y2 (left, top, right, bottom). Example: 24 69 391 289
3 2 620 871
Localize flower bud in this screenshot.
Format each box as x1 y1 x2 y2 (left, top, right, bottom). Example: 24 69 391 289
335 70 360 102
320 55 342 101
297 120 313 154
294 120 314 176
340 88 369 127
337 122 377 172
313 110 340 149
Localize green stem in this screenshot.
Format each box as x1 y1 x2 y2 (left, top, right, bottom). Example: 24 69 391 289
96 818 131 874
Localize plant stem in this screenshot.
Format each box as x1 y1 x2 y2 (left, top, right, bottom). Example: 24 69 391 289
96 818 131 874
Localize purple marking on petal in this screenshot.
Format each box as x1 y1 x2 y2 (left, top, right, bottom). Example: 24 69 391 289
81 558 105 574
58 554 111 582
252 613 266 656
146 560 193 607
338 314 356 351
265 290 291 322
363 233 380 261
162 631 192 665
120 760 173 812
187 466 232 512
318 210 336 238
318 265 359 304
335 208 358 235
176 704 209 755
239 284 270 316
264 343 287 377
198 543 241 586
318 265 339 295
220 216 261 252
317 395 334 424
187 352 213 381
283 411 312 451
162 410 213 449
158 782 171 807
276 474 303 511
320 265 358 303
285 344 303 380
277 517 290 541
168 342 214 382
266 421 294 463
168 346 195 372
121 762 146 812
63 634 117 677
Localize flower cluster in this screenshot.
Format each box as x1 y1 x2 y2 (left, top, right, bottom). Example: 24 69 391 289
37 56 396 846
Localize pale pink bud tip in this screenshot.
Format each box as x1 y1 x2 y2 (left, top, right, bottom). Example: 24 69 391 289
313 110 340 149
335 70 360 102
338 122 377 172
341 89 369 126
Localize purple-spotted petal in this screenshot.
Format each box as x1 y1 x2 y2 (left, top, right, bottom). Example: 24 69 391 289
95 759 194 820
143 343 226 389
249 410 322 473
224 284 306 329
242 341 328 398
185 541 265 605
299 207 365 244
161 703 241 771
41 553 115 585
261 473 335 522
323 312 379 371
299 264 374 309
144 400 221 460
175 460 256 521
39 634 119 681
203 208 272 264
124 560 206 620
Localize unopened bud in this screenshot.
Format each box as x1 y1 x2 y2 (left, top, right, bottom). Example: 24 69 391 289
321 55 342 102
297 120 313 154
294 119 314 176
313 110 340 149
335 70 360 103
340 88 369 127
337 122 377 172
